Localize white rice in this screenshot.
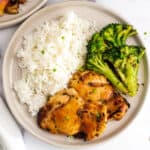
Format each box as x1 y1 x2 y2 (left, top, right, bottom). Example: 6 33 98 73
14 12 96 116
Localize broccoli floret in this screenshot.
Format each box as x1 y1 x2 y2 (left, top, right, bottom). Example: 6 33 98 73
86 51 128 94
87 24 137 53
103 46 145 96
87 32 110 53
100 23 137 47
86 23 145 96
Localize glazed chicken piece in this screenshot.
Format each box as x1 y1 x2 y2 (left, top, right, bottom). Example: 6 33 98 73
107 93 130 120
45 88 75 109
19 0 26 4
69 71 114 102
5 0 19 14
69 70 129 121
5 0 27 14
38 88 84 135
38 71 130 141
51 98 83 135
76 102 107 141
38 88 108 140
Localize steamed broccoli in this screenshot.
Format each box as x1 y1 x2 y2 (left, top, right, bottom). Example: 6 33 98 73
87 33 109 53
100 24 137 47
87 24 137 53
86 52 128 93
86 23 145 96
103 46 145 96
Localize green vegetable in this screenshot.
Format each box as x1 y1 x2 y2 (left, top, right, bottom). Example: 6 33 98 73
64 115 70 121
103 46 145 96
86 23 145 96
53 68 57 72
100 23 137 47
41 50 45 55
92 88 97 93
61 36 65 40
67 135 74 138
95 113 101 119
86 52 128 93
87 33 109 53
78 66 85 72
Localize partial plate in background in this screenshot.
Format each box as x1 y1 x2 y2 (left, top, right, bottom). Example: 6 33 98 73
0 0 47 29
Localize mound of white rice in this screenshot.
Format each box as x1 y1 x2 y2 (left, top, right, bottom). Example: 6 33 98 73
14 12 96 116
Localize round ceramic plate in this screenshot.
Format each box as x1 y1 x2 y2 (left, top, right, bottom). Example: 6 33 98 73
0 0 47 28
2 1 149 148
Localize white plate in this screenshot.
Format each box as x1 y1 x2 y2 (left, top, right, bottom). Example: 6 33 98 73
2 1 149 148
0 0 47 28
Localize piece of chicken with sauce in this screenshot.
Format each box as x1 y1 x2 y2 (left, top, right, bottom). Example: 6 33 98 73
76 102 107 141
106 93 130 120
38 88 108 139
5 0 27 14
38 71 130 141
37 88 84 136
69 71 114 102
69 70 129 121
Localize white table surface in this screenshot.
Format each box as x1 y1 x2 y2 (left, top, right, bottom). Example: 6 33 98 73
0 0 150 150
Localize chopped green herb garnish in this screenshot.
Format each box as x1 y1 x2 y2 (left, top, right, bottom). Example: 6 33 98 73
144 32 147 35
78 66 85 72
95 113 101 120
67 135 74 138
92 88 97 93
41 50 45 55
53 68 57 72
64 116 70 121
61 36 65 40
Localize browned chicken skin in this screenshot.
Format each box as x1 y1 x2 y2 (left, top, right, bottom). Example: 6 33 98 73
5 0 27 14
107 93 130 120
76 102 107 140
69 71 114 102
69 71 130 121
38 89 108 140
38 88 84 135
38 71 130 141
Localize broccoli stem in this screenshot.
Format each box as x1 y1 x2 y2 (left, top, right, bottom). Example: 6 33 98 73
93 64 128 94
87 54 128 94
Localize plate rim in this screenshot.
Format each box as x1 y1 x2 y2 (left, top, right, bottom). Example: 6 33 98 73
0 0 47 29
2 0 150 148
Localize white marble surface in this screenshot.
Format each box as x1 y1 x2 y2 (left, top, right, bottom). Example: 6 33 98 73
0 0 150 150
